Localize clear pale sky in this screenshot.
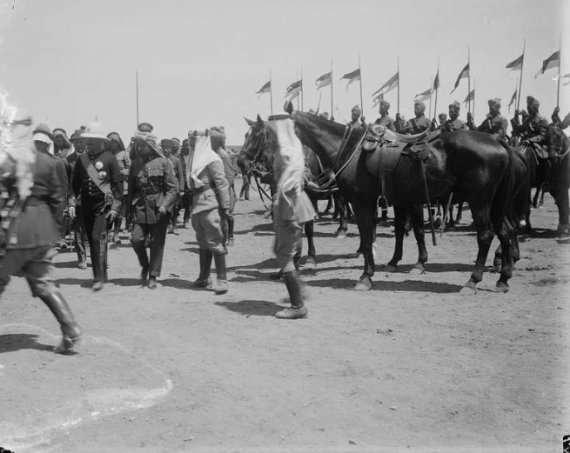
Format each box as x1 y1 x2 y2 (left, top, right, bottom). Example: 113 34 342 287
0 0 568 145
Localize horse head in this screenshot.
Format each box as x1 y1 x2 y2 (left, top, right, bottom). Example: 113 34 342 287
238 114 276 178
546 123 569 160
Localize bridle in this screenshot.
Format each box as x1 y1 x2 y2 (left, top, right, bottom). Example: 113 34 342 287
244 125 267 177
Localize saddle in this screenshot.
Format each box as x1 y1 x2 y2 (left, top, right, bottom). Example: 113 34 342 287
361 124 439 204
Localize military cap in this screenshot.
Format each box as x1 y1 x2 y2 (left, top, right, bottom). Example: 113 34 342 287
107 132 125 150
488 98 501 109
379 99 390 110
160 138 174 149
138 122 154 133
449 101 461 112
351 105 362 114
526 96 539 108
32 123 53 144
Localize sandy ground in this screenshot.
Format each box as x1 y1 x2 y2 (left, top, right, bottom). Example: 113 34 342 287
0 186 568 453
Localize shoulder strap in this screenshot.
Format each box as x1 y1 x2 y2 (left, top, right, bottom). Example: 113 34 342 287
81 152 112 196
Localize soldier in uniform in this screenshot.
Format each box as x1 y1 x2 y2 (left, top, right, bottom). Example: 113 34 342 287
210 126 237 247
402 101 431 134
160 139 184 234
268 115 316 319
512 96 549 155
441 101 468 132
128 132 178 289
71 122 122 291
374 99 395 130
179 138 192 228
468 98 508 142
107 132 130 244
187 129 230 294
0 110 81 353
66 129 88 268
348 105 364 130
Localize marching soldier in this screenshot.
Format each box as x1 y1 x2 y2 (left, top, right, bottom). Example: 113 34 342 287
187 128 230 294
0 111 81 353
468 98 508 142
71 122 123 291
107 132 130 244
441 101 468 132
402 101 431 134
160 138 184 234
210 126 237 247
127 131 178 289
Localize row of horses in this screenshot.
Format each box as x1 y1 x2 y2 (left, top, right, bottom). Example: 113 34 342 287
238 105 570 294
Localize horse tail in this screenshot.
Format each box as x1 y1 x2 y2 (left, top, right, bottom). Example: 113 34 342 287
490 142 516 234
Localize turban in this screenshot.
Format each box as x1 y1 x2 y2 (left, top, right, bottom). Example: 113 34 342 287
209 126 226 149
171 137 181 148
449 101 461 112
414 101 426 112
527 96 539 108
379 100 390 110
488 98 501 109
132 131 163 157
351 105 361 115
137 122 154 133
107 132 125 150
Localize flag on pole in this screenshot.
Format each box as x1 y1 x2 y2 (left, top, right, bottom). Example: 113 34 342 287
340 68 360 89
371 72 399 97
433 71 440 90
372 92 384 107
508 89 517 111
315 71 332 89
451 63 469 93
506 54 524 71
256 80 271 96
535 50 560 77
285 80 302 101
463 88 475 105
414 87 433 102
553 73 570 85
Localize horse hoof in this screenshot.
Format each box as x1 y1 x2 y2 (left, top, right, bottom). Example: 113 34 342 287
460 282 477 295
409 266 425 275
354 276 372 291
304 257 317 272
336 231 347 239
380 263 397 273
495 281 509 293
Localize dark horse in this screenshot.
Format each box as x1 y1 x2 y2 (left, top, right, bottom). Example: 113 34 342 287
545 124 570 235
286 104 516 293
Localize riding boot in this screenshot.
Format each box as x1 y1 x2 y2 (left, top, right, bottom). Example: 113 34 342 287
211 252 228 294
193 249 212 288
275 270 308 319
226 217 234 246
40 291 82 354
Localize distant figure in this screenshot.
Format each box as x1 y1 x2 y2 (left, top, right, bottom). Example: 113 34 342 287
374 100 395 130
402 101 430 134
107 132 130 244
441 101 467 132
468 98 508 142
348 105 364 129
161 139 185 234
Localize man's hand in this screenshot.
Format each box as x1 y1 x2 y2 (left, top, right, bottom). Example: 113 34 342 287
158 206 167 216
106 210 118 222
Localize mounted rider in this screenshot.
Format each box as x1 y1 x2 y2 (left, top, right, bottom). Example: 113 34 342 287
402 101 431 134
441 101 468 132
468 98 508 143
512 96 550 158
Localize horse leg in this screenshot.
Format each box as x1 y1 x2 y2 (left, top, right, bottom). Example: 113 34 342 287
410 204 428 274
352 201 376 290
335 195 348 237
461 204 494 294
304 220 317 269
385 206 406 272
532 186 540 208
555 186 570 236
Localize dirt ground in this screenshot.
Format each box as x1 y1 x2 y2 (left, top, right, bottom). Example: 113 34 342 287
0 185 568 453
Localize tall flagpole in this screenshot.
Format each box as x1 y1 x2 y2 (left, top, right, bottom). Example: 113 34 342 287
330 59 334 120
433 59 439 122
300 67 304 112
557 34 562 107
516 40 525 112
136 70 140 127
467 47 471 114
269 69 274 115
428 77 433 119
358 55 364 117
473 79 476 120
397 56 400 113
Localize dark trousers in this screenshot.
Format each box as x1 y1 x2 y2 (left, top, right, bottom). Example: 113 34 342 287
131 216 169 277
82 209 109 282
73 205 87 264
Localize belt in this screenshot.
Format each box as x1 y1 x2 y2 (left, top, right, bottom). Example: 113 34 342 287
141 186 162 196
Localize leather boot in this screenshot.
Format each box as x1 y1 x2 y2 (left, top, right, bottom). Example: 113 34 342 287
40 291 82 354
276 270 308 319
211 252 228 294
193 249 212 288
226 218 234 246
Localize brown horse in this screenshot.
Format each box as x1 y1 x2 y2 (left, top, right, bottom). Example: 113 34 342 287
545 124 570 235
287 105 517 293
